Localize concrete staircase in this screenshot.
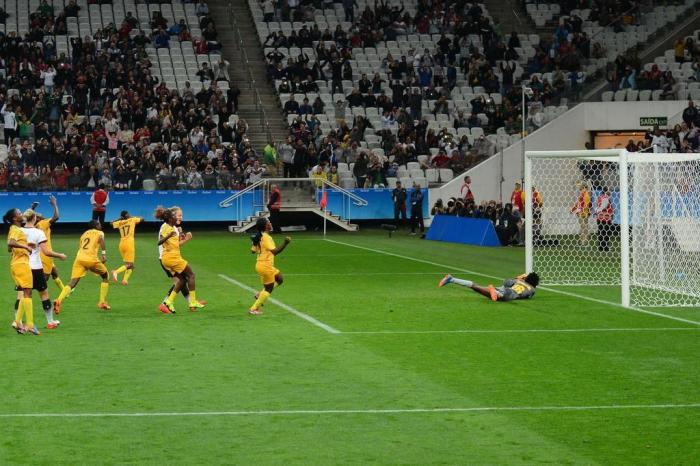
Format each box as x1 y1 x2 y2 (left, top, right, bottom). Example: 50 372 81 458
483 0 536 36
208 0 289 152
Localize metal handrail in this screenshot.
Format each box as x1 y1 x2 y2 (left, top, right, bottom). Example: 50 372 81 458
219 178 267 207
319 179 369 206
219 178 369 209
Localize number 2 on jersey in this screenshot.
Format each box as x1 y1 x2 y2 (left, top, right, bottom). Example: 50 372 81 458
512 284 526 294
81 237 91 250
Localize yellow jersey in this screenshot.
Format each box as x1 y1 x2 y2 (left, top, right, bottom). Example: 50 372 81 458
252 232 276 265
36 219 53 250
112 217 142 241
160 223 181 257
7 224 30 265
76 229 104 262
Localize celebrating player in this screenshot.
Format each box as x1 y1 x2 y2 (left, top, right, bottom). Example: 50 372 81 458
111 210 143 285
156 206 204 313
17 209 67 329
156 207 203 313
54 220 111 313
35 195 67 293
248 217 291 315
5 208 38 334
438 272 539 302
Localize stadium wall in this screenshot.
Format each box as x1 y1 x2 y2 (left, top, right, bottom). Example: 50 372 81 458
0 189 429 223
431 101 690 209
431 103 587 207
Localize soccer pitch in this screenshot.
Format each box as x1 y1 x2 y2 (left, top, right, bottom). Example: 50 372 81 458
2 229 699 464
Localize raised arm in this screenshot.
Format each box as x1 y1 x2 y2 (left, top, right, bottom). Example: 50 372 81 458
49 195 59 223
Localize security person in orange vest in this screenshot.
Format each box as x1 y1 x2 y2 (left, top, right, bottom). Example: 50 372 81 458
571 181 591 245
595 186 613 252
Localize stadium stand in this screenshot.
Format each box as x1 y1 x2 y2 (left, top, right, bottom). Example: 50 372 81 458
0 0 256 191
251 0 579 188
525 0 698 89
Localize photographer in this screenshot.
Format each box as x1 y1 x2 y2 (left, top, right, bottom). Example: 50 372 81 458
495 203 519 246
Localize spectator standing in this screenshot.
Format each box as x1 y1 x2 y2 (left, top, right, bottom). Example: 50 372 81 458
91 183 109 224
1 103 17 145
409 182 424 236
682 100 697 127
595 186 613 252
263 141 278 175
392 180 407 227
279 137 295 178
342 0 358 22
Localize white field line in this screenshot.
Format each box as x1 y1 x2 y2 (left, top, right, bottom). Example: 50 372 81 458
342 327 700 335
218 274 340 334
324 239 700 327
1 403 699 418
235 272 448 277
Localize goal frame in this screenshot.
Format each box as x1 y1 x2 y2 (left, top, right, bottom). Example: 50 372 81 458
525 149 700 307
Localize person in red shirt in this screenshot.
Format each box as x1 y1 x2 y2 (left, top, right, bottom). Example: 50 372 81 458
52 166 69 190
460 176 474 203
266 184 282 233
595 186 613 252
91 184 109 224
510 182 524 213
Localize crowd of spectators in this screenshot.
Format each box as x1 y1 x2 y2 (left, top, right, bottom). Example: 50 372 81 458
606 35 700 94
265 0 584 187
618 100 700 153
0 0 273 192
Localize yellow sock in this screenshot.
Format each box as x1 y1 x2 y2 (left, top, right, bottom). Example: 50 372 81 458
22 298 34 328
166 290 178 304
99 282 109 304
14 298 25 324
188 290 197 306
123 269 133 283
53 277 65 292
56 285 72 304
251 290 270 310
115 265 127 275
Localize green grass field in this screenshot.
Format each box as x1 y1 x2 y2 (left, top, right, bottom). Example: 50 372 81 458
1 229 699 465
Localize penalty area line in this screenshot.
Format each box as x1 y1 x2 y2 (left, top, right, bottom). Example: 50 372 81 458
323 239 700 327
218 274 340 334
341 327 700 335
1 403 699 418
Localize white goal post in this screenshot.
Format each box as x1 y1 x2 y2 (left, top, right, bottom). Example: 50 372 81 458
525 149 700 308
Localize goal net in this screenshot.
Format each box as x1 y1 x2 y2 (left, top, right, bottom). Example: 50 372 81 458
525 149 700 308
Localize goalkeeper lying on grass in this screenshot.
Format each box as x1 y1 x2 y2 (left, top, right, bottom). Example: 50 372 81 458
438 272 540 301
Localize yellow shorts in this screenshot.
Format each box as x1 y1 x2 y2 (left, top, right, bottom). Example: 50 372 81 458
162 255 188 275
119 240 135 263
11 262 33 289
41 255 54 275
71 259 108 279
256 262 280 285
